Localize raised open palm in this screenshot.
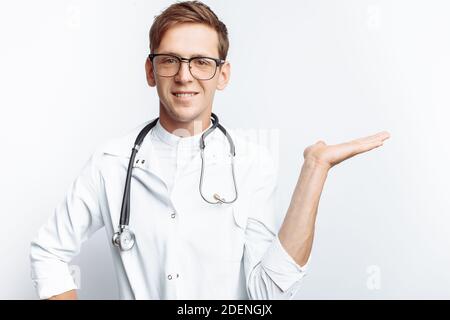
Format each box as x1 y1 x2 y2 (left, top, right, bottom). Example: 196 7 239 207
303 131 391 170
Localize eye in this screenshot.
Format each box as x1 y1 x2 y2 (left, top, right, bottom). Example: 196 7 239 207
194 58 212 66
161 57 177 64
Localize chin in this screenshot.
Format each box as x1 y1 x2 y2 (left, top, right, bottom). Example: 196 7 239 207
166 104 206 123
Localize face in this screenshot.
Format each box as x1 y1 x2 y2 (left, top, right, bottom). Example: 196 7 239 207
145 23 230 132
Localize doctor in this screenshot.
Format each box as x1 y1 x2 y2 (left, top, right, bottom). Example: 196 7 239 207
30 1 390 300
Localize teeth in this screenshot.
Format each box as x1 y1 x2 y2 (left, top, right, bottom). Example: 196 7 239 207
175 93 196 97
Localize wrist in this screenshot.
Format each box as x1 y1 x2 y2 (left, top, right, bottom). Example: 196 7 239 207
303 157 331 173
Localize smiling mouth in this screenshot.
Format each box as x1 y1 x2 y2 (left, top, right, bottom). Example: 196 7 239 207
172 92 199 98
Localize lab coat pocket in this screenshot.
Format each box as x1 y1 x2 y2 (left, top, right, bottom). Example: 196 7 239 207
218 205 247 262
232 205 247 230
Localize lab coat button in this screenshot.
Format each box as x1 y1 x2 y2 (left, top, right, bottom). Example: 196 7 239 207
171 213 176 219
168 274 172 280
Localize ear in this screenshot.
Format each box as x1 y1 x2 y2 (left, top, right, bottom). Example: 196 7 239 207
216 61 230 91
145 57 156 87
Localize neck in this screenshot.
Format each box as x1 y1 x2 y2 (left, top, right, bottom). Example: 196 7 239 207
158 105 212 137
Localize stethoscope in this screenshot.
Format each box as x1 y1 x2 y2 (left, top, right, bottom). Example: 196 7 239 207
112 113 238 251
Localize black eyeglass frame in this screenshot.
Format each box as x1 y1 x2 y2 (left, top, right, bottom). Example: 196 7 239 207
148 53 226 80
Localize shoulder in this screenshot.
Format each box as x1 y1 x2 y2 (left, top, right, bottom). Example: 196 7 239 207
94 120 155 159
84 120 156 172
225 125 278 177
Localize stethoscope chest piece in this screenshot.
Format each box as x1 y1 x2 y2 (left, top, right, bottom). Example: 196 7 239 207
112 113 237 251
112 227 135 251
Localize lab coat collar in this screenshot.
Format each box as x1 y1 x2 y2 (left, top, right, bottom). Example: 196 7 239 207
100 119 231 176
152 118 213 150
100 120 154 159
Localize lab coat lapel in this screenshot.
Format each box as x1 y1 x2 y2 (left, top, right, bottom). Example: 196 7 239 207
131 134 167 187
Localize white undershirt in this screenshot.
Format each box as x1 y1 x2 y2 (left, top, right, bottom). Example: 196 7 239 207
150 119 212 194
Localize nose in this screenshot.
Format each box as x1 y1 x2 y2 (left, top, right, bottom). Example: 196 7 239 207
174 61 193 83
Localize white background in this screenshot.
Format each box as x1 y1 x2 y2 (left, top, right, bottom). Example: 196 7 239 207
1 0 449 299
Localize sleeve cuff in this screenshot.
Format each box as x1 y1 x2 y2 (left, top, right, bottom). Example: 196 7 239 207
260 235 309 292
31 261 78 299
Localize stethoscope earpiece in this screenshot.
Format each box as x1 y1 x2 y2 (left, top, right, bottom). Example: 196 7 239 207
213 193 226 203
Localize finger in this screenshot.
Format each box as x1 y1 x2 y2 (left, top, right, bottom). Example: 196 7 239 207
338 132 389 157
361 133 390 151
350 132 390 150
379 131 391 141
363 138 386 151
315 140 326 146
360 131 390 143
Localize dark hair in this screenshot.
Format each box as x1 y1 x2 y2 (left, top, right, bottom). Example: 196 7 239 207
149 1 229 59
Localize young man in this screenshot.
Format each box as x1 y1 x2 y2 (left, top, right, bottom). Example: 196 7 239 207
30 1 389 300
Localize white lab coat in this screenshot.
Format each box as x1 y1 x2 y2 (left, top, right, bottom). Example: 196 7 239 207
30 120 308 299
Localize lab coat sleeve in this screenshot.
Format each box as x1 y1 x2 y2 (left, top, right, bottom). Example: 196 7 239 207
243 146 310 300
30 152 105 299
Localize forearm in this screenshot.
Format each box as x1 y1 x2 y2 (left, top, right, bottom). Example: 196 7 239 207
48 290 78 300
278 159 329 267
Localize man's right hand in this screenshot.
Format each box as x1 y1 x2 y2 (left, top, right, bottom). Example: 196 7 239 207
48 290 77 300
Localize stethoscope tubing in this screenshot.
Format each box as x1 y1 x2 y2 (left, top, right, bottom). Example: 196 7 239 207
113 113 238 251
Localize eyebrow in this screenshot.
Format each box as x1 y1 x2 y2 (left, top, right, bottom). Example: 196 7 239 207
159 51 217 58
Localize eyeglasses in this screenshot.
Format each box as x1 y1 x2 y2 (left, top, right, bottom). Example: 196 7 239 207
148 53 225 80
